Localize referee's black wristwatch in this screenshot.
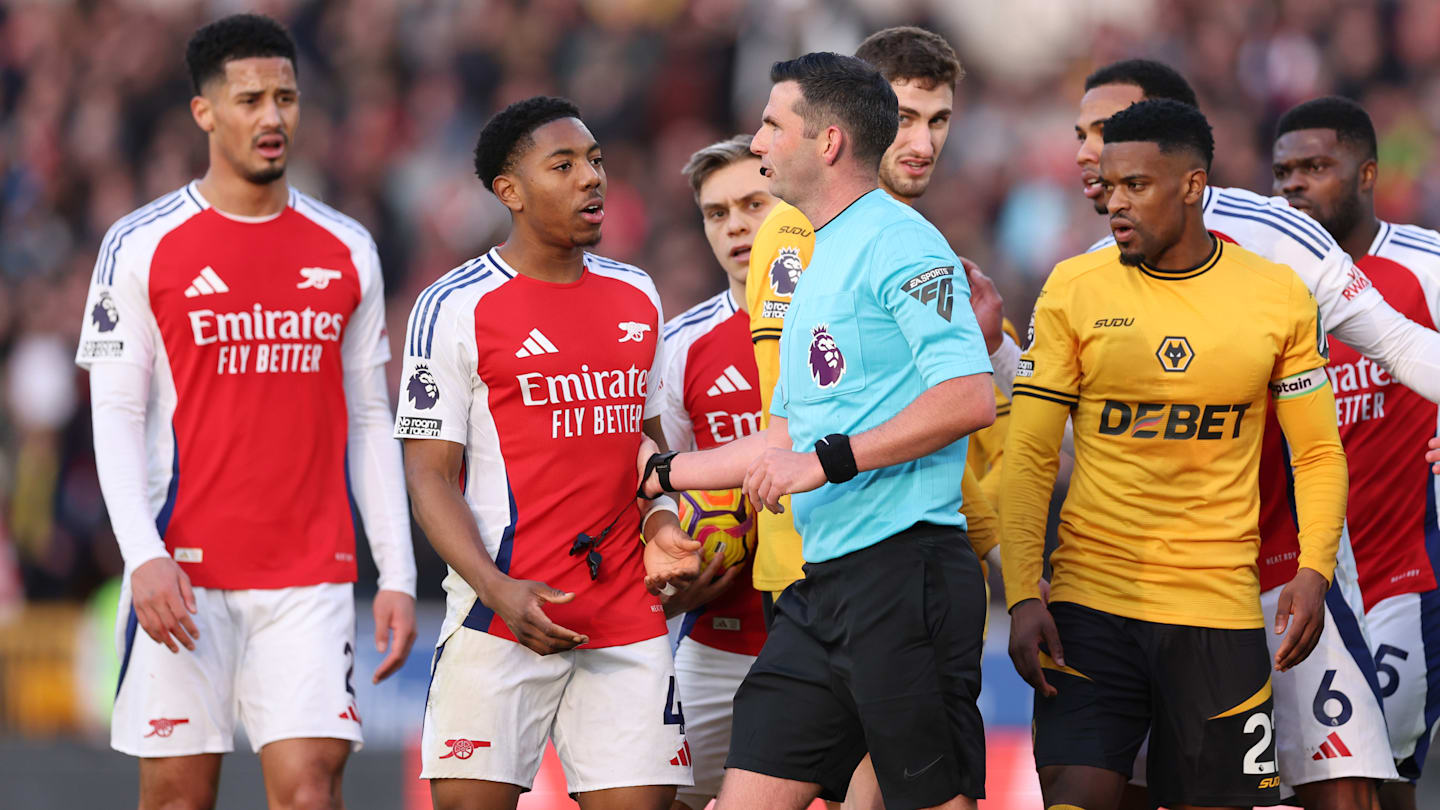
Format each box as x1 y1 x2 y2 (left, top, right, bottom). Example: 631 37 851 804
814 433 858 484
638 451 677 498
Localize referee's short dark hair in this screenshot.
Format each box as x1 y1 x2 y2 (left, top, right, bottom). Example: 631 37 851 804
1276 96 1378 161
186 14 297 94
770 52 899 171
1103 99 1214 171
473 96 583 193
1085 59 1199 110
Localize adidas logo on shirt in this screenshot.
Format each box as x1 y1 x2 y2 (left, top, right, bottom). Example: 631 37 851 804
184 266 231 298
514 328 559 358
707 365 753 397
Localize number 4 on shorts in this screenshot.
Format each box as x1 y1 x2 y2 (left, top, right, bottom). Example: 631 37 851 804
663 675 685 734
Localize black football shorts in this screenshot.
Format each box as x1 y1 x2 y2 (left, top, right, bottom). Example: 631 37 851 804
1033 601 1282 807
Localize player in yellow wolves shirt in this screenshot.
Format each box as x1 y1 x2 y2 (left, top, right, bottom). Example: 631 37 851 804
746 27 1016 614
1002 100 1347 810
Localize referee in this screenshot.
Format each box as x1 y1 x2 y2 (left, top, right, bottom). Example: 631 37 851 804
638 51 995 810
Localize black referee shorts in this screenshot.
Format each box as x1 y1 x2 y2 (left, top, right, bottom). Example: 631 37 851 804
725 522 987 810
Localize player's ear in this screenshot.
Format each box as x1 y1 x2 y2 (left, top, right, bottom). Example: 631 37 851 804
1183 167 1207 205
492 174 523 213
1358 158 1378 193
191 94 215 134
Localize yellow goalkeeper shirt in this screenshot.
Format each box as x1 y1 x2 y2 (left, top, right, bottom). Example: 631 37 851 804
1000 238 1346 629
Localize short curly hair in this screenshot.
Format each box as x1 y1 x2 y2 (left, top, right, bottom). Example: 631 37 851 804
1103 98 1214 170
1277 96 1377 160
473 96 584 193
186 14 297 94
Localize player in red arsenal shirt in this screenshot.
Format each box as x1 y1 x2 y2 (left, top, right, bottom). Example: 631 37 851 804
396 97 701 810
1273 96 1440 810
656 134 775 810
75 14 417 810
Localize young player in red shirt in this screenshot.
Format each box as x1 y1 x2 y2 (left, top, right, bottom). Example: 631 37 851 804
76 14 417 809
1273 95 1440 810
396 96 701 810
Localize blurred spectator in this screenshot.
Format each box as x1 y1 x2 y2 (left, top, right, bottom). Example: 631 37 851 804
3 0 1439 606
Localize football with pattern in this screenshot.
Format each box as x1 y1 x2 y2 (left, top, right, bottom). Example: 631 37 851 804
676 488 757 569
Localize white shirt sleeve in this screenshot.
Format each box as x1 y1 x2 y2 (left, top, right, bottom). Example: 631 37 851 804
656 329 695 452
643 290 667 422
81 222 169 574
988 332 1021 399
341 241 392 371
1205 188 1440 402
394 294 475 446
89 363 170 573
344 360 417 596
76 228 158 371
1327 291 1440 402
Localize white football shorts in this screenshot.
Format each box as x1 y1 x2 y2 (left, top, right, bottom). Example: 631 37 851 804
672 636 756 809
112 582 362 756
1260 571 1397 789
420 628 692 793
1364 589 1440 779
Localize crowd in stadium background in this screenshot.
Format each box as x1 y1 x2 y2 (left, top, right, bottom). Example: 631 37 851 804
4 0 1440 806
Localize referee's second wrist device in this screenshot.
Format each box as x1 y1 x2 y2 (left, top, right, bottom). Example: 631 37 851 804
814 433 858 484
639 451 678 498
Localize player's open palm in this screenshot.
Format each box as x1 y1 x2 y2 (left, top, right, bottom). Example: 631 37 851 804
662 551 743 619
1008 598 1065 698
485 575 588 656
130 557 200 654
643 521 702 595
1274 567 1328 671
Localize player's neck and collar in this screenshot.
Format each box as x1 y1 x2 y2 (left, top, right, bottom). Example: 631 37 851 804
194 162 289 220
495 224 588 285
727 277 747 313
1138 231 1221 281
1339 211 1382 264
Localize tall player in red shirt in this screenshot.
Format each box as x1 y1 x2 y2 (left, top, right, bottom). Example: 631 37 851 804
75 14 418 810
657 134 776 810
1273 96 1440 810
396 97 701 810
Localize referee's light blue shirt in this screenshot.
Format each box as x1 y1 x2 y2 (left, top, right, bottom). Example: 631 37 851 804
772 189 992 563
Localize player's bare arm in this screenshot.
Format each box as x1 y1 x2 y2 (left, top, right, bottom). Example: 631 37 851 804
403 437 588 655
1271 373 1348 671
639 418 702 595
643 373 994 514
747 373 994 512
